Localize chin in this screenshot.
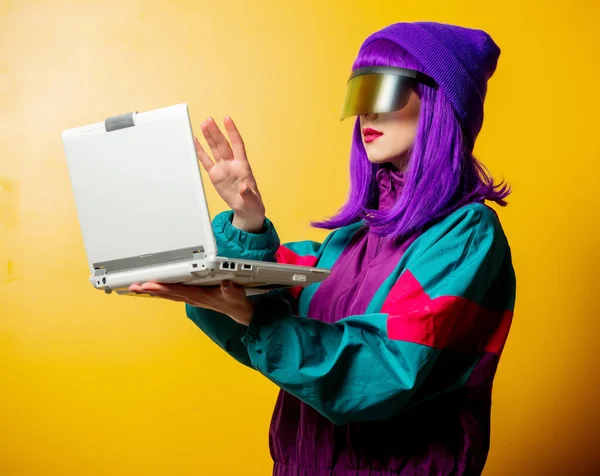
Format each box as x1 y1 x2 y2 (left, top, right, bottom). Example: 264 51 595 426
366 151 406 164
366 153 410 170
366 156 390 164
363 139 411 167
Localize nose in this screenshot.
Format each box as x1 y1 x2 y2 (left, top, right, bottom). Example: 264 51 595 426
362 112 379 120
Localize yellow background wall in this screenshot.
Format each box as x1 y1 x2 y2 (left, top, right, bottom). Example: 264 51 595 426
1 0 599 474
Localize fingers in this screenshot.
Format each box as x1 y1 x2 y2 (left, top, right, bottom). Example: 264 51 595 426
153 293 187 302
128 281 248 314
220 280 247 299
130 282 222 306
223 116 249 164
198 116 250 169
194 136 214 172
201 120 223 162
128 284 184 302
139 282 201 299
204 117 234 161
129 284 143 293
128 282 192 301
221 280 233 293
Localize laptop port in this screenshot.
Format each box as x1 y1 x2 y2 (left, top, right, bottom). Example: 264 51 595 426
230 263 237 271
242 264 252 270
221 262 230 270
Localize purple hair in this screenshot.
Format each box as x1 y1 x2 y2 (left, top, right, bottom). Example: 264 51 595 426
312 40 510 239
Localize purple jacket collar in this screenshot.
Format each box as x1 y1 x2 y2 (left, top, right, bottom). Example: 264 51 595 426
376 166 405 210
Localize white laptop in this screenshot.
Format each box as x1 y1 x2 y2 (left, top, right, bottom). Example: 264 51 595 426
61 103 330 296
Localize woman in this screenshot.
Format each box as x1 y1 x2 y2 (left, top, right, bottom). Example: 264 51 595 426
132 21 516 476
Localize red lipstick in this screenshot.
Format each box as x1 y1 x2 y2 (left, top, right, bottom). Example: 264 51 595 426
362 127 383 143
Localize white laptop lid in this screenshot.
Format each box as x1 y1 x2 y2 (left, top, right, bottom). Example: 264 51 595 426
62 103 217 274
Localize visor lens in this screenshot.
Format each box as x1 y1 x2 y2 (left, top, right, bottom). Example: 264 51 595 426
341 73 414 120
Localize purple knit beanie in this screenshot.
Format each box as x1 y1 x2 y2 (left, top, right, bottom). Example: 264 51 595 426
360 22 501 148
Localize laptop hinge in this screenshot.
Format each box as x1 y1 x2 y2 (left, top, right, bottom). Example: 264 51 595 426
105 112 137 132
92 246 207 273
93 267 107 277
193 248 206 260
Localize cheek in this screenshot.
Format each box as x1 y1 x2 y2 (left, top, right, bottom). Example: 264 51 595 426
405 115 419 139
392 98 420 127
387 114 418 149
395 92 420 135
391 126 416 152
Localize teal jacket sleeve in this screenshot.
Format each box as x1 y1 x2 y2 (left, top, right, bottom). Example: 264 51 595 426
185 306 255 368
185 210 329 368
238 204 516 426
211 210 281 262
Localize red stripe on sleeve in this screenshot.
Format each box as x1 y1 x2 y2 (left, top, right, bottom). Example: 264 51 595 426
275 246 319 300
382 270 512 356
276 246 319 267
